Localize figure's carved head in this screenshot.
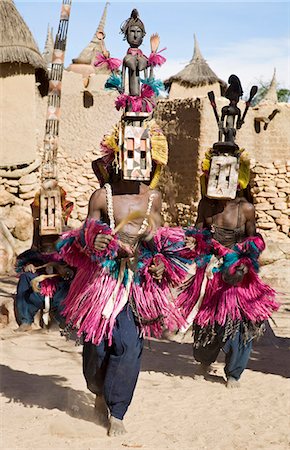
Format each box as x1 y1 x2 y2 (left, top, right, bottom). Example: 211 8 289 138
120 9 146 47
225 74 243 104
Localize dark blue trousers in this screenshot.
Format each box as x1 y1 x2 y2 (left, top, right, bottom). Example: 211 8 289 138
16 272 69 325
193 326 253 381
83 305 143 420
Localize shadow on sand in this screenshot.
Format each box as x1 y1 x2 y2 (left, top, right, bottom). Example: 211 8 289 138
141 324 290 380
0 364 100 425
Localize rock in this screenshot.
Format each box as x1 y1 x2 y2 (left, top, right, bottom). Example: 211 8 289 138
19 190 37 200
14 238 33 256
280 224 290 235
67 218 82 229
276 181 288 189
252 167 265 174
23 199 34 208
70 208 77 219
265 169 278 175
266 210 281 219
19 173 38 185
260 259 290 291
259 240 285 265
257 223 276 230
5 186 18 194
0 205 11 219
76 185 91 193
77 176 89 185
275 215 290 226
5 179 19 187
0 221 15 274
19 183 38 194
3 217 16 230
260 163 274 169
277 241 290 258
76 200 88 208
0 190 19 206
256 191 277 198
10 207 33 241
255 203 273 211
273 202 287 210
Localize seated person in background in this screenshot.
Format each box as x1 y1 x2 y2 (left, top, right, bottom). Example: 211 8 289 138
15 236 74 332
15 182 74 331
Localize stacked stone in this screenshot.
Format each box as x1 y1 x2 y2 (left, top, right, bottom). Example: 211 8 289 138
250 160 290 236
0 172 39 255
161 201 198 227
56 147 100 229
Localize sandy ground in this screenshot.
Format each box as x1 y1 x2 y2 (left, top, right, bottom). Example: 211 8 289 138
0 276 289 450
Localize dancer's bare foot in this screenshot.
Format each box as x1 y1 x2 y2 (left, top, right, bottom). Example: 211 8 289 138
15 323 32 332
94 395 108 425
108 416 127 437
226 376 240 388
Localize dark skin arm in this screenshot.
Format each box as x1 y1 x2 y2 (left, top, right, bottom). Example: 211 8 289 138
88 189 113 250
242 201 256 237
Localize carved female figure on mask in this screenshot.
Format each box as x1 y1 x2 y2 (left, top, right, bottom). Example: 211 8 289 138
121 9 151 97
219 75 243 144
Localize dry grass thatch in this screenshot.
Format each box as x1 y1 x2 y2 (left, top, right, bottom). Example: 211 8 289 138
0 0 46 70
165 35 226 90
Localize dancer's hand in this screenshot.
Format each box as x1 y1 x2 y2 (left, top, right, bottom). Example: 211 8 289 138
24 264 36 273
185 236 196 250
149 258 165 281
222 264 248 286
94 233 113 251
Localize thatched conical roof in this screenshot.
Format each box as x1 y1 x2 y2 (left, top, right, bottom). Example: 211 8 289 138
42 24 54 67
260 68 278 104
0 0 46 70
166 35 226 90
72 2 109 65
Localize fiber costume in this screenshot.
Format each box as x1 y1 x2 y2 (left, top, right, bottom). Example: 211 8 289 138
177 229 278 344
58 185 188 346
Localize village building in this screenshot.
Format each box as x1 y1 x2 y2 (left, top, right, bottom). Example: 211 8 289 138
0 0 47 168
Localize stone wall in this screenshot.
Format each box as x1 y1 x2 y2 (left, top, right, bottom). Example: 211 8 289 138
251 160 290 236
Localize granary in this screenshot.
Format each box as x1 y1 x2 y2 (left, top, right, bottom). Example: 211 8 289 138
165 34 226 99
67 2 110 79
42 25 54 72
0 0 47 167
